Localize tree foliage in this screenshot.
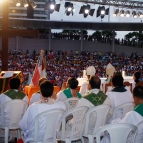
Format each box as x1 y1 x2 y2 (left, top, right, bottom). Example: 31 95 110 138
125 31 143 41
92 30 117 37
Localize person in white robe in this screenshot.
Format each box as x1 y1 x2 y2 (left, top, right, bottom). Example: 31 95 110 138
106 74 134 123
77 76 112 134
79 66 96 96
19 80 66 143
101 86 143 143
102 63 115 93
0 77 28 127
29 77 47 105
56 77 82 102
77 76 111 108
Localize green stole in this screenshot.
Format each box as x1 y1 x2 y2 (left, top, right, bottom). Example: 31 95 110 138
4 89 26 100
63 88 82 98
112 86 127 92
83 91 107 106
134 104 143 117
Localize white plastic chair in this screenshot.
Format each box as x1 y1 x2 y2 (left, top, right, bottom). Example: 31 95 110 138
112 102 135 120
0 99 28 143
57 106 88 143
136 120 143 143
30 109 65 143
64 98 79 111
82 105 111 143
94 123 137 143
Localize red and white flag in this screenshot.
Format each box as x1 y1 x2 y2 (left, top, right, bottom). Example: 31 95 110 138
29 50 46 86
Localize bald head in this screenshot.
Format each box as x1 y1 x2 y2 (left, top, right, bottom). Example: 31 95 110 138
89 76 101 89
38 77 47 86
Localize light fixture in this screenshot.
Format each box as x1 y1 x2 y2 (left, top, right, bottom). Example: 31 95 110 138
44 1 60 14
113 9 119 17
85 9 89 14
65 2 74 16
50 4 55 10
79 4 95 18
31 1 37 8
132 11 138 18
97 6 109 19
23 0 28 8
138 12 143 18
16 0 21 7
101 9 105 15
126 10 130 17
120 10 125 17
67 7 72 12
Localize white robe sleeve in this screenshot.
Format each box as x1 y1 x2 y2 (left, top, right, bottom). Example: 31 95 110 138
19 106 33 131
79 82 88 96
56 91 67 102
23 95 29 103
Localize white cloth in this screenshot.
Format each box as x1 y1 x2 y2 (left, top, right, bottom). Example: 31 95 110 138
29 92 42 105
19 100 66 143
132 82 136 92
0 90 28 126
56 90 68 102
79 81 89 96
101 111 143 143
106 88 134 123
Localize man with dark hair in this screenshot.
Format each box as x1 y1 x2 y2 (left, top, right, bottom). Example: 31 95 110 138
77 76 111 107
106 74 134 123
101 86 143 143
56 77 82 102
0 77 28 106
30 77 47 105
0 77 28 127
20 81 66 143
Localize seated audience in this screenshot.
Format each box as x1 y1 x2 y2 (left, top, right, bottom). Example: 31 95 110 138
106 74 134 123
101 86 143 143
19 81 66 143
29 77 47 105
56 77 82 102
79 66 96 95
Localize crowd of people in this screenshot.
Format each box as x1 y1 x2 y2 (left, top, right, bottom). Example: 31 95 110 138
2 49 143 87
38 32 143 48
0 47 143 143
1 71 143 142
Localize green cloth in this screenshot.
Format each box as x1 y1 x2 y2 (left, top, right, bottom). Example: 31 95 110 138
4 89 26 100
63 88 82 98
134 104 143 117
112 86 127 92
83 91 107 106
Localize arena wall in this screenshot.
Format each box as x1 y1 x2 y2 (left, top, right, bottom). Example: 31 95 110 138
0 37 143 55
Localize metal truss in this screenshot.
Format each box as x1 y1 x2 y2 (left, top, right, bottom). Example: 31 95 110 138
68 0 143 9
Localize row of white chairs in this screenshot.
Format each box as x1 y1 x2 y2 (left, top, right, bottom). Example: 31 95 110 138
0 99 136 143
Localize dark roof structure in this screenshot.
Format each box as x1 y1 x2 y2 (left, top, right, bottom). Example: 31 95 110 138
2 18 143 31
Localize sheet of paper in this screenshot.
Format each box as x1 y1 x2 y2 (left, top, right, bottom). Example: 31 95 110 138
2 71 14 78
